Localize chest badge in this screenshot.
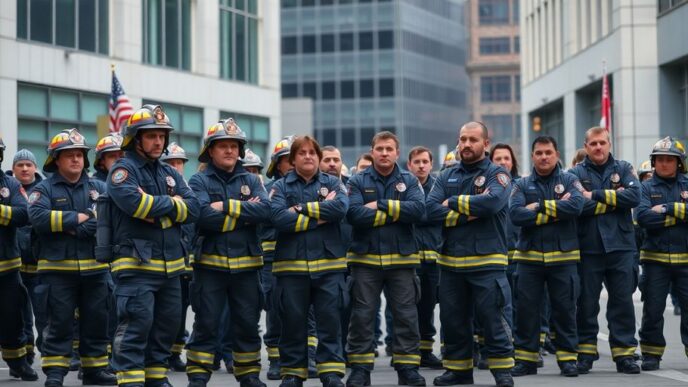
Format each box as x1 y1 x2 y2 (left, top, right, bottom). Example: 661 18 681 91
395 182 407 192
319 187 329 197
474 176 486 187
610 173 620 183
554 184 565 194
241 185 251 196
0 187 9 198
166 176 176 188
89 190 100 201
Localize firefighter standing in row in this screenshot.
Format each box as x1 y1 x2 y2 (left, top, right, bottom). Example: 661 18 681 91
0 137 38 382
635 137 688 371
93 134 124 183
270 136 350 387
185 119 270 387
107 105 199 387
509 136 584 377
568 127 640 374
426 122 514 387
29 128 115 387
345 131 426 387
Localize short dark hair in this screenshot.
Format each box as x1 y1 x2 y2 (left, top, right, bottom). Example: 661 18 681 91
489 143 519 176
288 136 322 164
371 131 399 149
321 145 338 153
408 146 433 163
356 153 373 166
531 136 558 152
460 121 489 140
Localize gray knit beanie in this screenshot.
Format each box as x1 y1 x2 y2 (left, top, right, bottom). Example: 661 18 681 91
13 149 37 167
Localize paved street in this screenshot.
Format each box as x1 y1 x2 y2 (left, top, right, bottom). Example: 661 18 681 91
3 290 688 386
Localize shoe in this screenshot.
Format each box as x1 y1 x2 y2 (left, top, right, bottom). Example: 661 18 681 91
510 361 537 377
45 375 64 387
432 370 473 386
675 306 681 316
308 356 318 378
169 354 186 372
321 374 345 387
267 360 281 380
537 351 544 368
397 368 426 386
576 357 594 374
9 362 39 381
82 369 117 385
476 352 488 370
345 368 370 387
616 357 640 374
641 355 660 371
147 381 173 387
279 375 304 387
187 378 207 387
492 371 514 387
239 374 267 387
559 361 578 377
420 352 443 369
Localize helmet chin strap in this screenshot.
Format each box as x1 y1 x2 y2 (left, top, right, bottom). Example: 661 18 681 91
135 135 169 161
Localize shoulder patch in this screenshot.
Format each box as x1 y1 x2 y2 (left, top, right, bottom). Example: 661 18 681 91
574 180 584 192
496 173 510 187
111 168 128 184
28 191 41 205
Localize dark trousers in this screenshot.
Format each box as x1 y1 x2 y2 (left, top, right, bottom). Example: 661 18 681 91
172 274 192 355
577 251 638 360
216 299 234 363
277 273 347 379
0 271 29 368
514 263 579 366
186 269 262 382
347 266 420 371
112 275 181 386
639 263 688 358
39 272 110 377
439 269 513 372
261 262 281 361
20 271 40 354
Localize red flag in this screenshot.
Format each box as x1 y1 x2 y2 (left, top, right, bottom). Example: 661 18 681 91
600 64 611 133
109 67 133 133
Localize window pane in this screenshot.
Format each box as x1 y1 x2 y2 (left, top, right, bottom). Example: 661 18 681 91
253 118 269 141
378 30 393 49
50 90 79 121
478 0 509 25
479 37 510 55
360 127 375 146
282 36 298 54
342 128 355 147
322 81 336 100
31 0 52 43
81 94 107 123
513 36 520 53
146 0 163 65
165 0 179 68
360 79 374 98
17 0 27 39
341 80 354 99
302 35 316 53
248 18 258 83
248 0 257 14
282 0 298 7
282 83 298 97
235 13 246 81
359 31 373 50
179 134 200 153
302 0 315 5
18 119 48 143
321 34 335 52
182 109 203 134
18 86 48 117
98 0 109 54
303 82 317 99
379 78 394 97
322 128 336 146
79 0 96 51
182 0 191 70
236 0 245 10
164 105 181 128
56 0 76 48
80 125 98 145
339 32 353 51
220 11 233 78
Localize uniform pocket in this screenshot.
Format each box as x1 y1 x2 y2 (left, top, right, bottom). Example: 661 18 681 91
114 286 138 321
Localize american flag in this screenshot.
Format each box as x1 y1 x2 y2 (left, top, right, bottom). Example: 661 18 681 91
109 69 133 133
599 62 612 133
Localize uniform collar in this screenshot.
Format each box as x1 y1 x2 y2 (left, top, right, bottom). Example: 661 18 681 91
582 154 615 170
52 170 90 186
205 161 247 179
126 150 160 168
367 163 401 182
285 169 324 185
456 157 489 173
421 174 435 190
532 164 561 182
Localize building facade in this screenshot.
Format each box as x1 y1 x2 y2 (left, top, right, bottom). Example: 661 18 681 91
0 0 282 177
520 0 660 169
466 0 522 155
280 0 469 167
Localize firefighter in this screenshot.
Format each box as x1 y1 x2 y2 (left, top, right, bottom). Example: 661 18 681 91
28 128 115 387
0 137 38 382
636 137 688 371
93 134 124 183
426 123 514 387
242 148 264 175
107 104 200 387
270 135 350 387
185 118 270 387
160 142 194 373
346 131 426 387
509 136 584 378
568 127 640 374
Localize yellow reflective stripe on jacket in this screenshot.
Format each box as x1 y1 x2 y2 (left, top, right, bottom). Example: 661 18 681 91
373 210 387 227
347 253 420 266
457 195 470 216
640 250 688 265
133 193 154 219
442 358 472 371
295 214 310 232
444 210 459 227
228 199 242 218
438 253 507 269
535 213 550 225
196 254 263 271
262 241 276 252
675 202 686 220
50 210 63 232
173 197 188 223
665 215 677 227
111 257 186 274
117 370 145 384
316 362 345 375
387 200 400 221
594 202 608 215
221 214 238 232
0 204 12 224
37 259 109 273
307 202 320 219
273 258 347 274
159 217 173 229
605 189 617 207
420 250 438 261
544 200 557 217
0 257 21 273
512 250 580 264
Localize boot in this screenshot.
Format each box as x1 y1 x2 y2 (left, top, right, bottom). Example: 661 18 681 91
187 377 207 387
267 359 281 380
45 374 65 387
224 359 234 374
616 357 640 374
510 361 537 377
420 352 443 369
9 360 39 381
641 355 660 371
559 361 578 377
476 351 488 370
432 370 473 386
169 353 187 372
576 355 594 374
239 374 267 387
397 368 426 386
82 369 117 386
321 374 345 387
492 370 514 387
345 368 370 387
279 375 304 387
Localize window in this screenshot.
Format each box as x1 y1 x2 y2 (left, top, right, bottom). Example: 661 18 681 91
480 76 511 102
322 81 336 100
17 83 108 169
301 0 315 5
321 33 335 52
341 128 356 147
220 0 259 83
339 32 354 51
144 99 203 177
359 31 373 50
360 127 375 146
482 114 514 142
360 79 375 98
282 0 298 7
479 37 511 55
478 0 509 25
379 78 395 97
303 82 317 99
322 128 337 146
143 0 191 70
514 75 521 101
511 0 519 23
282 83 298 97
320 0 335 5
341 80 355 99
282 36 298 54
17 0 108 54
221 111 271 169
302 35 316 53
378 30 394 49
513 36 520 53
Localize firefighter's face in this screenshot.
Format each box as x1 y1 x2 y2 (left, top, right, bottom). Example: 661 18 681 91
653 155 678 178
531 142 559 176
55 149 85 176
165 159 185 175
320 149 343 177
277 155 293 176
371 139 399 172
209 139 240 171
12 160 37 185
491 148 513 174
138 130 167 159
101 151 123 172
585 132 611 165
293 142 320 178
459 126 488 164
407 151 432 182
